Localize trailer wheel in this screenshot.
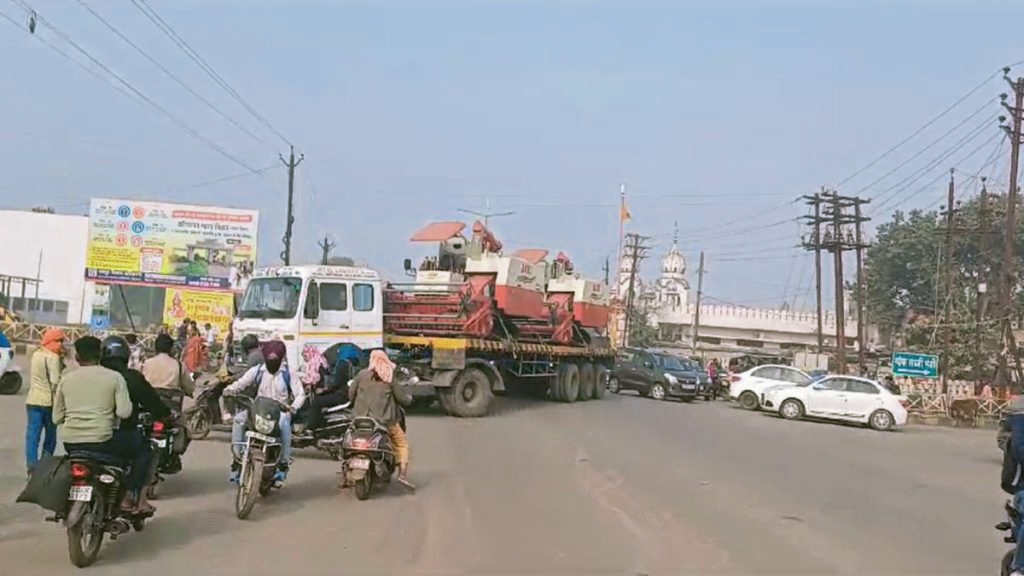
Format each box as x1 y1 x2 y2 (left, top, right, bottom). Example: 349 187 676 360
441 367 494 418
548 373 564 402
593 366 608 399
578 363 596 401
557 363 580 403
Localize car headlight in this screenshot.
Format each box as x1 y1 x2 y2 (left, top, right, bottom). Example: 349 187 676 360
664 373 678 384
254 414 275 434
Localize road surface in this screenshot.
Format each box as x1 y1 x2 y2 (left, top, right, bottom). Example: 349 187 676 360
0 387 1009 575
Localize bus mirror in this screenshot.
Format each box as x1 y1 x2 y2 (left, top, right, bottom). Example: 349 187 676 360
403 258 412 271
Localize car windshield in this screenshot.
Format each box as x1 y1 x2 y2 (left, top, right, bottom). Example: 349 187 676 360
655 354 687 371
237 277 303 319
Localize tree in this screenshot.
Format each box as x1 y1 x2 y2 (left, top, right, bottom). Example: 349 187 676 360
627 297 659 348
30 206 54 214
864 192 1022 379
326 256 355 266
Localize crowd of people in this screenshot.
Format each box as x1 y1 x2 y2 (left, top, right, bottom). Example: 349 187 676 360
20 324 417 514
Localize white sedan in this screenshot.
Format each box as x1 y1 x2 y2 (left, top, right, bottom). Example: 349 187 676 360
760 375 909 431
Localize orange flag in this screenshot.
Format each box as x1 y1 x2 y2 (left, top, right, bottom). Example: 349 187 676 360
620 197 631 222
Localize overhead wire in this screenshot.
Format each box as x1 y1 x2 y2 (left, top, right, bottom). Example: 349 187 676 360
836 67 1003 188
129 0 292 148
871 118 999 214
6 0 265 175
71 0 271 148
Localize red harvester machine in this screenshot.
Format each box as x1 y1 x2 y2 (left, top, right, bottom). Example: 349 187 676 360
384 220 611 345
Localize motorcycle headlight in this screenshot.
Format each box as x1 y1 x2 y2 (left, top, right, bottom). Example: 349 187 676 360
254 414 275 434
664 373 678 384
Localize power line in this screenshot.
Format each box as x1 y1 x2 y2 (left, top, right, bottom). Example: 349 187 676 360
852 98 996 197
837 69 1002 187
71 0 270 148
129 0 291 147
7 0 265 175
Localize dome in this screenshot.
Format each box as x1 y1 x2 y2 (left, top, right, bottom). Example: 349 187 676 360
662 243 686 276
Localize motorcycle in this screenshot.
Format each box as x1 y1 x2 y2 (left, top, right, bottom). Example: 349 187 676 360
184 369 243 440
340 415 396 501
229 394 289 520
291 389 354 459
56 415 159 567
998 499 1022 575
145 410 186 500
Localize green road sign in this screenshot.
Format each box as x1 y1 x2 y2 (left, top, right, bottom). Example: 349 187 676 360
891 351 939 379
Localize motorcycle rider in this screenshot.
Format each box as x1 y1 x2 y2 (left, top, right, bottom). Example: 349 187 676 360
143 333 195 405
223 340 305 484
52 337 138 509
100 336 172 514
348 349 414 490
1003 402 1024 576
216 334 264 423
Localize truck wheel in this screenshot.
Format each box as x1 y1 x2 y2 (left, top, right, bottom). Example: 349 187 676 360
548 374 564 402
593 366 608 399
578 363 596 401
557 363 580 403
441 367 494 418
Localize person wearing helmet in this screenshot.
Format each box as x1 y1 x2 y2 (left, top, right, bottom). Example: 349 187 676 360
239 334 263 369
101 335 171 514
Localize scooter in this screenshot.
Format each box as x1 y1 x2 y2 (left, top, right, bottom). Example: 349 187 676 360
0 344 22 395
340 416 396 501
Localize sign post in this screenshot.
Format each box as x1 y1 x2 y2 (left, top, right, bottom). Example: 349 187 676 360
891 351 939 379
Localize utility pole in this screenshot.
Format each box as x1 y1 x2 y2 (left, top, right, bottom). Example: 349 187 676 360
318 234 336 265
976 177 990 387
621 233 652 346
940 169 957 391
829 191 847 374
602 256 610 285
801 191 825 353
804 189 869 375
691 251 705 354
279 145 304 265
997 70 1024 389
854 200 870 373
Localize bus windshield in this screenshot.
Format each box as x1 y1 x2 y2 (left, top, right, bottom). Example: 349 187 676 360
237 277 303 320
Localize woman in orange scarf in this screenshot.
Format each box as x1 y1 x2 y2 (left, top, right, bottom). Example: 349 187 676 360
25 328 65 475
182 325 208 376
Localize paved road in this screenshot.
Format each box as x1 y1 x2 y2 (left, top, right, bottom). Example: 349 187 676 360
0 386 1009 575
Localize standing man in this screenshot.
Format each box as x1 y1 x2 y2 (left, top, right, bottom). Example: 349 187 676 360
25 328 65 476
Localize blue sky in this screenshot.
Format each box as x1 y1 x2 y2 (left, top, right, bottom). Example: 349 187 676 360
1 1 1020 310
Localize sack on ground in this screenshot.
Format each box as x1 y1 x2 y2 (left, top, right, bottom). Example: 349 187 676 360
16 455 72 514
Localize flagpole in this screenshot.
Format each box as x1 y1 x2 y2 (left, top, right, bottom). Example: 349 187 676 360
617 183 626 293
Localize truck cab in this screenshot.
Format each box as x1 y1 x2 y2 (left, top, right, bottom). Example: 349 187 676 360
233 265 384 378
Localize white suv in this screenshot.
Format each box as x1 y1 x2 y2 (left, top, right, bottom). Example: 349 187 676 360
729 364 811 410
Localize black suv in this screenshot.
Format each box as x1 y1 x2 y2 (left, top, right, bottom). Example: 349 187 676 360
608 348 700 402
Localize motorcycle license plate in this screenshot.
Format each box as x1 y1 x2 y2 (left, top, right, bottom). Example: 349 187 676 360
246 431 275 443
154 438 167 448
68 486 93 502
350 459 370 470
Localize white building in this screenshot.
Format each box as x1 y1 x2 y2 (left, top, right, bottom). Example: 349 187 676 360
639 233 863 359
0 210 95 324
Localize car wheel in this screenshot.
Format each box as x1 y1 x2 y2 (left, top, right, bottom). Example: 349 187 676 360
650 383 666 401
738 391 760 411
779 399 804 420
607 376 621 394
868 409 895 431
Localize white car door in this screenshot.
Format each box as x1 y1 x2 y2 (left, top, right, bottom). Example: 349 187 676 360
349 281 384 349
805 377 849 417
843 379 885 420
